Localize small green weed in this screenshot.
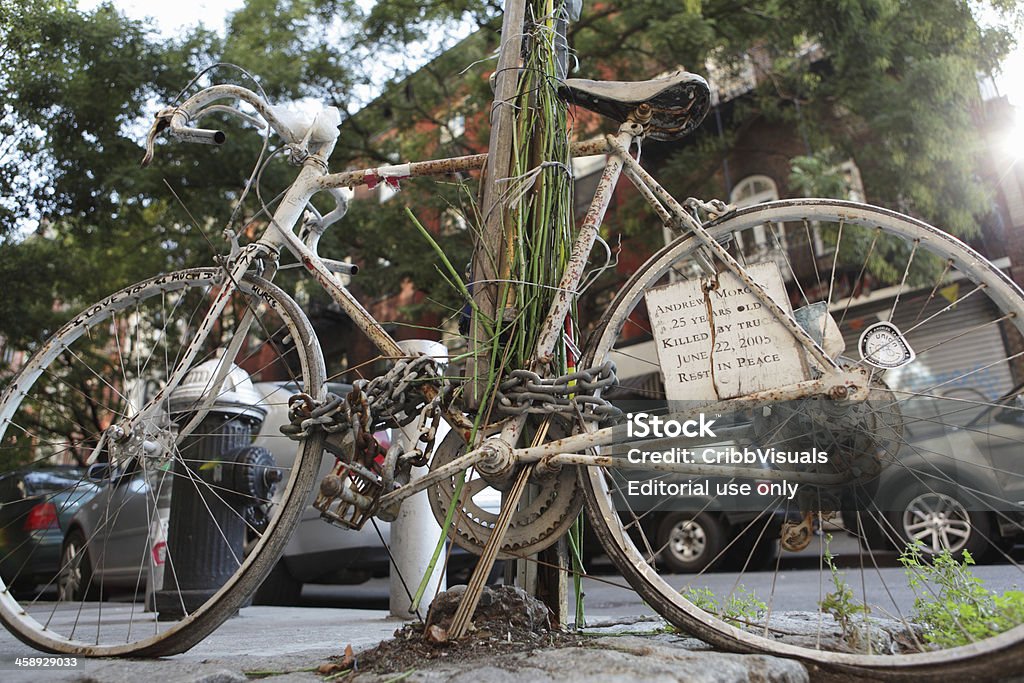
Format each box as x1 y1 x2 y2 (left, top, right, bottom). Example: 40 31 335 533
900 542 1024 648
819 533 869 643
681 586 718 613
681 584 766 627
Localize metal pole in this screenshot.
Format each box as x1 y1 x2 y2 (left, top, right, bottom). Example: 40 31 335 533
389 340 450 618
466 0 528 410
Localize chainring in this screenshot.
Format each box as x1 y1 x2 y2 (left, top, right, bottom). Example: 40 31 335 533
427 429 583 559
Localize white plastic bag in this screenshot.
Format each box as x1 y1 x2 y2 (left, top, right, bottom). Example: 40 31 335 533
267 103 342 143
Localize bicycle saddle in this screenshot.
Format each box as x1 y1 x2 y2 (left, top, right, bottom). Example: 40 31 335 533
557 70 711 141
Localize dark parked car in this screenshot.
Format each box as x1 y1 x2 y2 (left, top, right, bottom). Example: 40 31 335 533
585 408 785 574
58 376 367 604
0 467 97 593
848 389 1024 559
587 479 784 574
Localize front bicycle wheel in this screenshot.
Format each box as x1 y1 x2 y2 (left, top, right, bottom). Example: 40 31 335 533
0 268 325 656
583 199 1024 678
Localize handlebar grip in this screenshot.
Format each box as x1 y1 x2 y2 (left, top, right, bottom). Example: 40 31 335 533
169 125 226 146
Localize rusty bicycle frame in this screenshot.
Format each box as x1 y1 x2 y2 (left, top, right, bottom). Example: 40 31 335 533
135 81 873 515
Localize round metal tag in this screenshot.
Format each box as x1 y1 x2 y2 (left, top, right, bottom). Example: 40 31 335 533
858 321 915 369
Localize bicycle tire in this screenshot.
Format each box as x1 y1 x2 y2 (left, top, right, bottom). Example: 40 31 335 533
0 267 325 656
582 199 1024 678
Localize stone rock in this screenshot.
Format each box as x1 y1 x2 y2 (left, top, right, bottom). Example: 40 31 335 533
405 639 807 683
429 585 550 635
749 611 919 654
533 637 809 683
187 671 249 683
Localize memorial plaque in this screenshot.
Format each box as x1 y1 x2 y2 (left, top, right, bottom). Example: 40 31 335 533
644 262 811 404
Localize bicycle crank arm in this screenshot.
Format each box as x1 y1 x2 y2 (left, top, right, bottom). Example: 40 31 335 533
375 438 494 509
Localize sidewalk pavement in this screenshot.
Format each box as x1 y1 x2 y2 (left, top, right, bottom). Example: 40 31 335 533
0 605 811 683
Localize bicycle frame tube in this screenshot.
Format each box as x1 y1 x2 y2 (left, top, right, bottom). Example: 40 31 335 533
532 125 639 362
490 125 636 450
261 163 406 359
255 137 615 366
253 137 616 439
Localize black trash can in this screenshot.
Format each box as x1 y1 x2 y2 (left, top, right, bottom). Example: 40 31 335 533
156 359 279 619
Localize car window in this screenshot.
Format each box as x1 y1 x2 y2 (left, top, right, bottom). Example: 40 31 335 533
25 470 89 496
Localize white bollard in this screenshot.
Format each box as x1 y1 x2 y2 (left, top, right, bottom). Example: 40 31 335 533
389 339 449 618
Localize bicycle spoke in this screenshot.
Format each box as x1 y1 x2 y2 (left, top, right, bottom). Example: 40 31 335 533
0 269 320 655
583 200 1024 671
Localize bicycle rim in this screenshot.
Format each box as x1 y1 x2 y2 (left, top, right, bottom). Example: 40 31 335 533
0 268 325 656
582 199 1024 678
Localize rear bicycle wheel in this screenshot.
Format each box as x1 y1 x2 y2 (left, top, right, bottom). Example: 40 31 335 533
0 268 325 656
583 199 1024 677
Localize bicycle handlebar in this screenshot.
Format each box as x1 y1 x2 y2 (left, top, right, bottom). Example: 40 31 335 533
140 108 228 167
140 84 300 167
168 121 226 146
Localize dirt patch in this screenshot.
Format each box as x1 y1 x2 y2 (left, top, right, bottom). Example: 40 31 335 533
321 585 583 679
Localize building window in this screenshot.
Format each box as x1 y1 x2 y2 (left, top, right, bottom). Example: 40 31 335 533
730 175 784 256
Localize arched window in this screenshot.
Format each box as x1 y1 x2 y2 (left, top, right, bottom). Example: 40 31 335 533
729 175 783 254
731 174 778 205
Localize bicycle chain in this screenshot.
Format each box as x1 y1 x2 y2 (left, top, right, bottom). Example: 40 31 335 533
281 353 441 443
494 360 623 421
286 356 615 534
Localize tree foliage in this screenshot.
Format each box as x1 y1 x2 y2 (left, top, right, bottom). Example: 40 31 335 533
362 0 1020 232
0 0 1021 363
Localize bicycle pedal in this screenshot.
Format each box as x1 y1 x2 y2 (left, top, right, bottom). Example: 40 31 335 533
314 459 383 530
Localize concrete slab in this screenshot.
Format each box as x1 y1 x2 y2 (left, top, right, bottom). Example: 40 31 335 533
0 606 400 682
0 603 812 682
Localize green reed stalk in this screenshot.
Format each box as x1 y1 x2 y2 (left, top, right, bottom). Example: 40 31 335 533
407 0 583 620
501 0 574 372
502 0 583 621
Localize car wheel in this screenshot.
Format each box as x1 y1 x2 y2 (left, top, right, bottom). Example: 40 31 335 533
58 529 94 602
888 484 994 560
253 560 303 606
656 512 725 573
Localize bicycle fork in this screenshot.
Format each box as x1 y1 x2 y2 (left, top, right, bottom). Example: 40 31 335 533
95 254 262 468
